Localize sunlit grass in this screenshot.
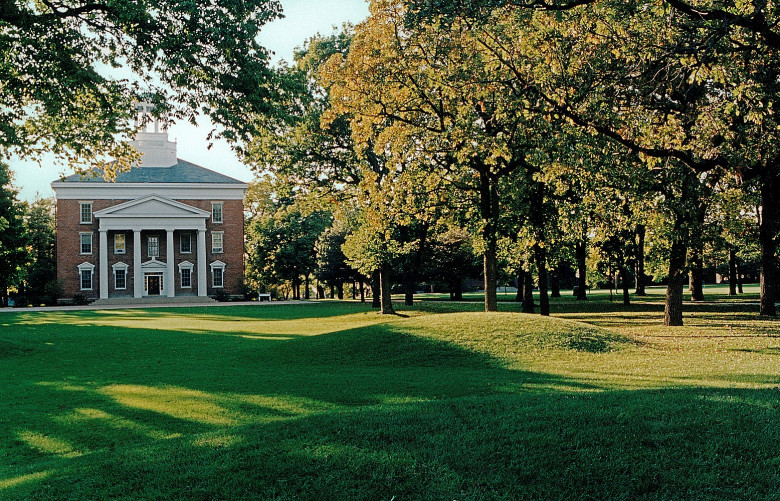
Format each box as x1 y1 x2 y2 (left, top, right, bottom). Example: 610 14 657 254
0 292 778 499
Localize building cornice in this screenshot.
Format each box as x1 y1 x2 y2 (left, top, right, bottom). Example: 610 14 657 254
50 182 248 200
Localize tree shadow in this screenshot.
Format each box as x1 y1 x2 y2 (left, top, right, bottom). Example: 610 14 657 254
2 312 779 499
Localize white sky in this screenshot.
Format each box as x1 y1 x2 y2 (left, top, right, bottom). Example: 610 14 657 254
10 0 370 202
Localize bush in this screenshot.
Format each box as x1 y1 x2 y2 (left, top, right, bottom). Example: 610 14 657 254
12 296 30 308
213 289 229 302
72 294 90 306
44 279 64 305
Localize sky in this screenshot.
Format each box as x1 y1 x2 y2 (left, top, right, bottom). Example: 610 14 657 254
10 0 370 202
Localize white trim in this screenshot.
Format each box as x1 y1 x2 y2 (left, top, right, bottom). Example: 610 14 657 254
210 260 226 289
178 260 194 270
79 232 93 255
140 258 167 271
112 262 129 290
179 261 194 289
51 183 247 201
94 194 211 218
114 232 126 254
147 235 160 258
77 262 95 291
180 232 192 253
79 201 93 224
211 231 224 254
211 201 223 224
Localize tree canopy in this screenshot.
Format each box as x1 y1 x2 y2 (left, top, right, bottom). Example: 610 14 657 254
1 0 283 174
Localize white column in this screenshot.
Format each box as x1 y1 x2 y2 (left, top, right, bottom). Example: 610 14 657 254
99 229 108 299
134 230 143 298
198 229 207 297
166 230 175 297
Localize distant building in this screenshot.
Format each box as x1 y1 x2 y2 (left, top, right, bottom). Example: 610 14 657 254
51 104 247 302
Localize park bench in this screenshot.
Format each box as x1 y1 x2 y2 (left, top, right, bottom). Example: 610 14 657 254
258 293 272 302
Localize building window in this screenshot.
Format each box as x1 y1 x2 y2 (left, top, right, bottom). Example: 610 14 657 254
115 268 126 290
212 202 223 224
180 232 192 253
77 262 95 291
212 232 223 253
80 202 92 224
114 233 126 254
179 261 194 289
210 260 225 289
80 232 92 254
181 268 192 288
81 270 93 290
148 235 159 258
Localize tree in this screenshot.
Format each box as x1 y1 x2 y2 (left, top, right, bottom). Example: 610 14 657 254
315 217 361 299
249 203 330 300
22 197 57 305
1 0 282 174
323 0 563 313
0 163 27 306
405 0 780 321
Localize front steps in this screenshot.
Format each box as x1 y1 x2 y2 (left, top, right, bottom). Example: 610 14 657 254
92 296 217 306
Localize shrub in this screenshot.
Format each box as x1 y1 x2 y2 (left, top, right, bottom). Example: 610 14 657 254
72 294 90 306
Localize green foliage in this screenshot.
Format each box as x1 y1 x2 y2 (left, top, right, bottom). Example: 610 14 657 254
21 197 57 304
1 0 282 173
0 163 27 303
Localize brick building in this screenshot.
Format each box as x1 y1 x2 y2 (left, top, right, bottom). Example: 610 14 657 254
51 106 247 303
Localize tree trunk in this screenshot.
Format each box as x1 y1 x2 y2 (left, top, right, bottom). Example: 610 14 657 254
304 275 310 300
635 224 646 296
451 277 463 301
515 270 523 302
404 279 414 306
317 284 325 299
329 285 335 299
664 239 687 326
533 243 550 316
759 172 778 316
550 266 561 298
359 279 365 303
689 250 704 301
728 248 737 296
336 283 344 300
621 266 630 305
522 268 534 313
379 262 395 314
736 257 744 294
575 239 588 300
371 271 381 308
293 278 300 300
479 170 499 312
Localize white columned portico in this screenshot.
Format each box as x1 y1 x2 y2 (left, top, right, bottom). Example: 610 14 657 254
99 229 108 299
94 195 210 300
198 229 207 297
166 230 175 297
133 230 143 298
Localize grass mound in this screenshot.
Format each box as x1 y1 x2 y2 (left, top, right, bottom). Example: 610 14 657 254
394 312 630 362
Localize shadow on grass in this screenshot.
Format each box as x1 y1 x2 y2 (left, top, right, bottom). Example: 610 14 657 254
2 311 779 499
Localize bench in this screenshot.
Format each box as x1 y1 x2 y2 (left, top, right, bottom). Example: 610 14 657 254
258 293 272 302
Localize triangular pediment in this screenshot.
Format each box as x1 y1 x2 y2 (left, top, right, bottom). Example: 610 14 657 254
94 194 210 219
141 258 167 270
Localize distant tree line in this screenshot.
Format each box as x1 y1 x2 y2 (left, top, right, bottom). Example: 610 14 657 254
244 0 777 326
0 163 59 307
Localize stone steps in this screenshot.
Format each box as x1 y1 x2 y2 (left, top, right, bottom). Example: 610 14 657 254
92 296 216 306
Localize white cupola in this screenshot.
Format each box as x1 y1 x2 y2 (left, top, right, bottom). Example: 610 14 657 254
129 102 178 168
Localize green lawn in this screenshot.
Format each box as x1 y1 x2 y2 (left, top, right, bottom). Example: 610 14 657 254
1 290 779 499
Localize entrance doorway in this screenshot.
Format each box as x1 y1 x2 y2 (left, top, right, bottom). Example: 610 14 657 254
145 274 163 295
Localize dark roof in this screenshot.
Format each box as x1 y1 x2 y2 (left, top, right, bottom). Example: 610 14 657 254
58 159 246 184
